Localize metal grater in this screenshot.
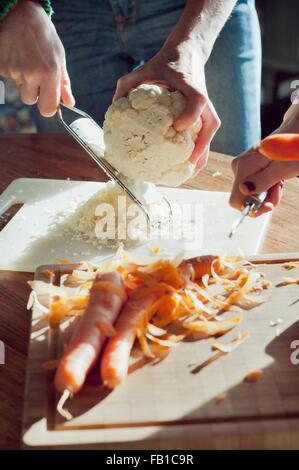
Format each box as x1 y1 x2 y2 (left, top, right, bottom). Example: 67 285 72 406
57 103 172 229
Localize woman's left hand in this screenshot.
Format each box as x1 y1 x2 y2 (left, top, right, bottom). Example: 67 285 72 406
230 104 299 216
229 148 299 217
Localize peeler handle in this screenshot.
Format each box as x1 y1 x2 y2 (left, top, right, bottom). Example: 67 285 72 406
244 191 268 211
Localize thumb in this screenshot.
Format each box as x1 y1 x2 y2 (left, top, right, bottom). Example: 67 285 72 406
60 59 75 107
239 162 289 195
113 70 146 101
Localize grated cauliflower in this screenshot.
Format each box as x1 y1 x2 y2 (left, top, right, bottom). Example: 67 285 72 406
66 182 148 248
103 84 201 187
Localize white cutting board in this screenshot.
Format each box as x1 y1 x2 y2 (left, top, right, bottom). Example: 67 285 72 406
0 178 270 272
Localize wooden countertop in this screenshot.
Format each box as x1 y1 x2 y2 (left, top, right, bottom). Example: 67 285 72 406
0 134 298 449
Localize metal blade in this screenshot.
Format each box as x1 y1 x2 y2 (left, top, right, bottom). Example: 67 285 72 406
228 205 251 238
56 104 172 229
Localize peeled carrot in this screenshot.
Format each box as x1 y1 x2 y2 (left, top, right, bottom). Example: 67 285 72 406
258 133 299 161
180 255 220 280
100 255 219 389
100 293 158 389
54 271 126 395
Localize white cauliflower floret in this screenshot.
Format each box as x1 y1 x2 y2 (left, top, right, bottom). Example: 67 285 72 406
103 84 201 187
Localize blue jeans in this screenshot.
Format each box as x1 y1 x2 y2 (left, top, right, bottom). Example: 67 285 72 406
34 0 261 156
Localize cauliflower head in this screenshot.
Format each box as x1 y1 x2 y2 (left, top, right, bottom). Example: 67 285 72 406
103 84 201 187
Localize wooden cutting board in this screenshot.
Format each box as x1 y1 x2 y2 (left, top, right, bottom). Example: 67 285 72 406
0 178 270 272
22 253 299 449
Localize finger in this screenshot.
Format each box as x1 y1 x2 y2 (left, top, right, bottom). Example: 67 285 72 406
250 181 284 217
230 151 275 213
113 70 146 101
37 68 61 117
189 127 205 164
10 77 23 89
174 86 207 132
60 59 75 107
229 159 247 211
188 102 220 160
239 162 286 195
114 77 170 101
266 180 284 207
19 81 39 105
231 155 240 175
230 151 260 176
229 176 244 211
250 202 274 217
192 146 209 177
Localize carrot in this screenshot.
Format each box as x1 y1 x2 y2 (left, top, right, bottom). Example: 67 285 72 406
42 269 54 280
183 315 242 336
153 293 184 328
150 261 184 288
258 133 299 161
49 296 89 324
245 370 263 383
180 255 220 280
54 271 126 396
100 293 159 389
56 258 70 264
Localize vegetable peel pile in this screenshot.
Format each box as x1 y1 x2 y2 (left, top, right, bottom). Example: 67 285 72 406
28 249 271 420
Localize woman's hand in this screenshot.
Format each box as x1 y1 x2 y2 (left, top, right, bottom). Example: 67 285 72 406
0 0 75 116
230 104 299 216
114 41 220 173
229 149 286 217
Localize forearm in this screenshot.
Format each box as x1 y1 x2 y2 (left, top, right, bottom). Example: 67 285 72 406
0 0 53 21
164 0 237 62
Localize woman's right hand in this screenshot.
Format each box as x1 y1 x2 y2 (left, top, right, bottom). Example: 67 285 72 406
0 0 75 116
114 40 220 175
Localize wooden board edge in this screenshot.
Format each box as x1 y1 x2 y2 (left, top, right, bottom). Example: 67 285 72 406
248 253 299 264
33 253 299 277
21 416 299 449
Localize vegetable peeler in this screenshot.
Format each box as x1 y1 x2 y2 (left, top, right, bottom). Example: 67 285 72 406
56 103 172 229
228 191 268 238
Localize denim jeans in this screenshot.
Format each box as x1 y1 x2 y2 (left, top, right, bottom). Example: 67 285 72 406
34 0 261 156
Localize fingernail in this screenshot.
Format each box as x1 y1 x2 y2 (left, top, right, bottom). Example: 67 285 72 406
243 181 256 192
